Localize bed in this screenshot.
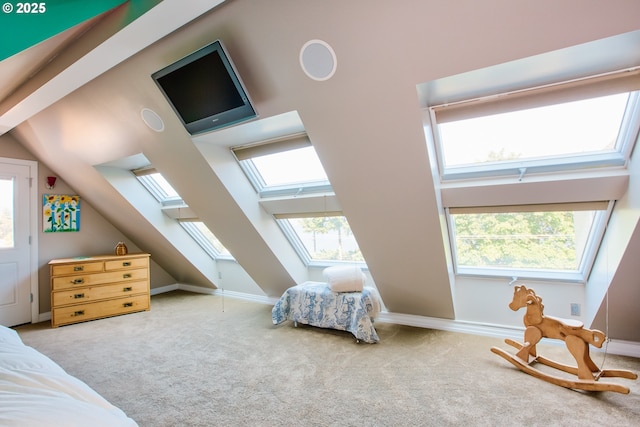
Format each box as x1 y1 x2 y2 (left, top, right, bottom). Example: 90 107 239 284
272 280 382 343
0 325 138 427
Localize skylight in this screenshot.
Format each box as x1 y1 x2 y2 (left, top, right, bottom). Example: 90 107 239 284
235 140 331 197
251 146 328 187
430 71 640 181
179 221 232 259
133 168 232 259
425 66 639 282
448 206 609 281
438 93 628 170
134 171 180 203
277 216 364 265
234 133 368 267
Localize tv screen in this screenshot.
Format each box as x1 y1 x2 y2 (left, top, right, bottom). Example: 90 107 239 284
152 40 257 135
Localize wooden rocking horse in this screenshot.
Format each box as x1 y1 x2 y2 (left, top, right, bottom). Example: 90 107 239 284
491 284 637 394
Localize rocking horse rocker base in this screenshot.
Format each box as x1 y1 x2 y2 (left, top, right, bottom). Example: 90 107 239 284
492 285 637 394
491 339 637 394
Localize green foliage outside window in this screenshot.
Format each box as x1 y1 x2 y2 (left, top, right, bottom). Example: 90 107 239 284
452 211 591 271
297 216 363 262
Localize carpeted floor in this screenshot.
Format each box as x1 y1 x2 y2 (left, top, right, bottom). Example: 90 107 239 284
15 291 640 426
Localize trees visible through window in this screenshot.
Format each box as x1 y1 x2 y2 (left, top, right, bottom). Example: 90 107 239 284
279 216 364 263
427 67 639 281
450 209 602 272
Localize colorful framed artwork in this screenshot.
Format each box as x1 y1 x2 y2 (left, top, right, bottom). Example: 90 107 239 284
43 194 80 232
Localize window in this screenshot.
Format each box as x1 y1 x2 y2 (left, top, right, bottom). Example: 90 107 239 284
179 221 232 259
133 169 180 203
448 203 610 281
133 167 232 259
233 134 331 197
277 215 364 265
234 133 367 266
0 178 13 248
439 94 628 169
426 68 639 282
430 71 640 181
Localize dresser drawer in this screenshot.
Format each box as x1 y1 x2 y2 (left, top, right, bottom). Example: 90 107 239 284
51 261 103 276
52 294 150 327
52 280 149 307
105 257 148 271
52 268 149 290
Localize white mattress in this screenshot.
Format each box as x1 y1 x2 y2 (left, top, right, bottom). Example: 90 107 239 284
0 325 138 427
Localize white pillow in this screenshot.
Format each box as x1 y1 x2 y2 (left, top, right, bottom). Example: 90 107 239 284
323 265 365 292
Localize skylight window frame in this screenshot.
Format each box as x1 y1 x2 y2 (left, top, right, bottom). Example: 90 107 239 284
275 215 366 267
233 134 366 267
237 158 332 198
424 68 640 282
276 218 313 265
232 135 333 198
178 221 233 260
132 169 182 204
429 87 640 182
445 202 614 283
132 167 233 261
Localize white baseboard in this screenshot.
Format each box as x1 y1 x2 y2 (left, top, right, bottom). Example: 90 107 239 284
42 284 640 359
165 284 640 358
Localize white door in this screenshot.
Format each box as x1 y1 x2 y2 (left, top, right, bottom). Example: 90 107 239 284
0 160 34 326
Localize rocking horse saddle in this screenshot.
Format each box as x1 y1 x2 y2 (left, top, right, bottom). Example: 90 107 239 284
545 314 583 329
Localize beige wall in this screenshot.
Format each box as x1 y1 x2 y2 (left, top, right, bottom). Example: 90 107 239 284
0 133 176 315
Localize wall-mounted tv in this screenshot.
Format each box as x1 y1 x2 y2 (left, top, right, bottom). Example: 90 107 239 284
152 40 257 135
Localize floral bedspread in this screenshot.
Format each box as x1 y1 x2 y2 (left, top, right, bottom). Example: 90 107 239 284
272 281 381 343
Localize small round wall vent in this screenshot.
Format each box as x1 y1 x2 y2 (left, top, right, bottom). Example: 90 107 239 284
141 108 165 132
300 39 337 81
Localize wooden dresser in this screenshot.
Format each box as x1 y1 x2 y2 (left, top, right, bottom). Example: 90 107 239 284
49 253 151 327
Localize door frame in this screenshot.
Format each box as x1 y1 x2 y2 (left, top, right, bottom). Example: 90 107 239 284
0 156 39 324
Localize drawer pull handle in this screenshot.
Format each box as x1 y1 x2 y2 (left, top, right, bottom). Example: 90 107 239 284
73 266 84 272
72 310 85 316
73 293 85 299
123 302 133 308
123 274 132 279
122 262 131 267
72 278 85 284
123 287 132 292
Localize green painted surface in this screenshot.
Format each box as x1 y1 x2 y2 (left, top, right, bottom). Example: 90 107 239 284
0 0 162 61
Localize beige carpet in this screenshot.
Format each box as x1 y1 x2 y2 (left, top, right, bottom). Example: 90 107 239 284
15 291 640 426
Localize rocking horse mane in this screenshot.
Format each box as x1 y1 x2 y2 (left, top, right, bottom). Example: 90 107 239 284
527 290 544 313
510 285 545 325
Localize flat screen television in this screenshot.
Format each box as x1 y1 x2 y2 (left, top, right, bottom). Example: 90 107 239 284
152 40 257 135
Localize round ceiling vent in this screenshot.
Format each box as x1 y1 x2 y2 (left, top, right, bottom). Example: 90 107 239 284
300 39 337 81
141 108 165 132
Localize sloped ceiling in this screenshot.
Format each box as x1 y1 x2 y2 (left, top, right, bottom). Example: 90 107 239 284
2 0 640 336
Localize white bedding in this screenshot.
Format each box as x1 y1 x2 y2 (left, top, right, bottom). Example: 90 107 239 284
0 325 137 427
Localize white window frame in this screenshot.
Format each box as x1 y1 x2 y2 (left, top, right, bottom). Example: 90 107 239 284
179 221 233 260
429 71 640 182
425 68 639 282
133 167 233 260
233 133 332 198
445 202 613 283
234 134 367 267
275 215 366 267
